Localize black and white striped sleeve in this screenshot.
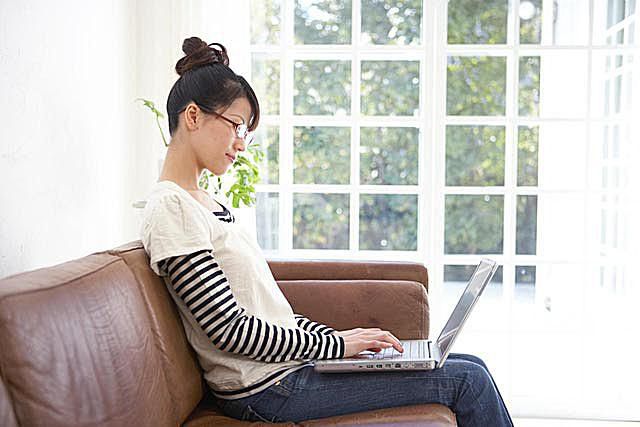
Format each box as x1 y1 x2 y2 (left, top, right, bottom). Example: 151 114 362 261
157 249 345 363
294 314 336 335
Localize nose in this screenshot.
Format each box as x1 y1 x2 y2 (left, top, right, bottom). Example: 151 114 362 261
233 138 246 152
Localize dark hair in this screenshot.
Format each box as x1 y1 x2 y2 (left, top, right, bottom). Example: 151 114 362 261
166 37 260 136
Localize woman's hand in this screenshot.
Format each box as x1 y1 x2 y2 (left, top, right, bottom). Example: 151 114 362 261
334 328 404 358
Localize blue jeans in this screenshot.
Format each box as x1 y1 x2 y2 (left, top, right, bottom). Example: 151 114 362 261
215 353 513 426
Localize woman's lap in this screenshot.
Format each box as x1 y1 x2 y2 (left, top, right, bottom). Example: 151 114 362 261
216 353 512 426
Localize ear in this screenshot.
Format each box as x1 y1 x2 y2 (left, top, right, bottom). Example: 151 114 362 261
182 103 200 131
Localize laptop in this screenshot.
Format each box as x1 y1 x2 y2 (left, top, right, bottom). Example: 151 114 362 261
313 258 498 372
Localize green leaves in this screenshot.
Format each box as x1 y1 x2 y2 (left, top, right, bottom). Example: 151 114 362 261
136 98 169 147
138 97 263 208
195 145 264 208
226 144 264 208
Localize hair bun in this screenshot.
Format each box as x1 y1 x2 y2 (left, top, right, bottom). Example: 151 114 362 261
175 37 229 76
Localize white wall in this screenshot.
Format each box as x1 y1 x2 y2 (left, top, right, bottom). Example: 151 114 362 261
0 0 247 279
0 0 140 278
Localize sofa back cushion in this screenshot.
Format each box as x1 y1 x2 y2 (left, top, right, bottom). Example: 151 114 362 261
277 280 429 340
0 244 203 427
108 242 204 421
0 376 17 427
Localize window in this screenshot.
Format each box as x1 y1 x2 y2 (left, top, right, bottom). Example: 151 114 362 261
249 0 639 419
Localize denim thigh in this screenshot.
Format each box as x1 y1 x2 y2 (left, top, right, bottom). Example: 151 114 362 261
215 370 301 423
216 353 510 426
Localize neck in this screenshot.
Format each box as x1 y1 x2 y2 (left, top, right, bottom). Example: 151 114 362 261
158 137 203 190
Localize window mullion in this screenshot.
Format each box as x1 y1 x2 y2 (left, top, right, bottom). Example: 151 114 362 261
429 0 449 333
502 0 521 402
350 0 362 253
280 0 295 255
417 0 431 258
504 6 517 274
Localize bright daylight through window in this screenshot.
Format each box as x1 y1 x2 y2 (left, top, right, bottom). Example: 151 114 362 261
249 0 639 420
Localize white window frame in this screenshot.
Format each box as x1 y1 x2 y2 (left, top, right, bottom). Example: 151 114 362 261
249 0 639 418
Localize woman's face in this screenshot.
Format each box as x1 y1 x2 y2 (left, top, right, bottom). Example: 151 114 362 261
192 96 252 176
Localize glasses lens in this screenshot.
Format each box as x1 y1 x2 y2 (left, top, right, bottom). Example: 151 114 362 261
245 132 255 145
236 124 248 138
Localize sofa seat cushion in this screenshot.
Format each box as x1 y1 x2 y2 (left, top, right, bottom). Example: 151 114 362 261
183 394 456 427
299 404 456 426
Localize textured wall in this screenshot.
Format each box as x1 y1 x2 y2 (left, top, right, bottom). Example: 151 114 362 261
0 0 142 278
0 0 246 279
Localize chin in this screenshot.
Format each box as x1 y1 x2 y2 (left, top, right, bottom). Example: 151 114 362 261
210 164 230 176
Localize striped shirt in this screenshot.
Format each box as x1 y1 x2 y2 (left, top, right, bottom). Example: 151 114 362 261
157 250 343 364
140 180 344 399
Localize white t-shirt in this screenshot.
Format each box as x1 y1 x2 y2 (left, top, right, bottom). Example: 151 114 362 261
140 180 310 398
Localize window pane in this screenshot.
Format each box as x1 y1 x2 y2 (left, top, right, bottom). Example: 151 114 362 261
519 56 540 116
250 0 281 44
516 195 537 255
255 126 279 185
447 0 508 44
294 126 350 184
447 56 506 116
517 125 539 186
594 0 623 46
294 60 351 115
537 193 585 258
445 195 504 254
252 56 279 116
515 265 536 304
360 127 419 185
536 123 586 190
591 52 637 118
359 194 417 250
444 264 503 284
294 0 352 44
519 0 542 44
293 193 349 249
361 61 420 116
256 192 279 250
550 1 589 45
614 74 622 113
446 125 505 186
608 0 626 27
361 0 422 45
537 51 588 118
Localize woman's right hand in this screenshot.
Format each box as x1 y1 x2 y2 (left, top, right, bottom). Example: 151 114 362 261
336 328 404 358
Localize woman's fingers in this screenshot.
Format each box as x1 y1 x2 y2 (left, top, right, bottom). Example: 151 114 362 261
339 328 404 357
357 330 403 353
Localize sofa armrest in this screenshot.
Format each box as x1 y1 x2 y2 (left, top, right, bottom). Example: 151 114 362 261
268 260 430 340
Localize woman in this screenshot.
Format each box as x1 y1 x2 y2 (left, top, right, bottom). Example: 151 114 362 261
140 36 513 426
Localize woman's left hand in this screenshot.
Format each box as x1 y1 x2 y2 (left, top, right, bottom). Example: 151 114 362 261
334 328 403 354
334 327 383 338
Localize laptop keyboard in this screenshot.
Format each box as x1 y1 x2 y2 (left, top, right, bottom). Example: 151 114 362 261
370 340 430 360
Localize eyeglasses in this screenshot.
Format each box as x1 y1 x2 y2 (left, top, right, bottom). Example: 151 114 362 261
211 111 254 146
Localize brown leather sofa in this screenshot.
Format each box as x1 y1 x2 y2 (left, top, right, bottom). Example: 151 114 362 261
0 241 456 426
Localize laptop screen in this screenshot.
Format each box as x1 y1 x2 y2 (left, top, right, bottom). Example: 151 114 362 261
436 259 497 359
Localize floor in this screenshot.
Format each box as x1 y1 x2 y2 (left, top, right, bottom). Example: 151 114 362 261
515 419 640 426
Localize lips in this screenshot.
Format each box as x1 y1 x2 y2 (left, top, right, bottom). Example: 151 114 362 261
225 154 236 163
